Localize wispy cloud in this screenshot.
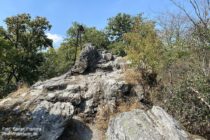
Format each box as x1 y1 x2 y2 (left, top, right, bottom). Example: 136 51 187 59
46 33 64 47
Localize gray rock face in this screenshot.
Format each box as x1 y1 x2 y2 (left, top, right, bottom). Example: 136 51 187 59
101 51 113 62
131 85 144 101
103 79 130 100
29 101 74 140
107 106 190 140
71 43 101 74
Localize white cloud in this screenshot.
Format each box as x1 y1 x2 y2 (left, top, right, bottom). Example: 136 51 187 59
46 33 64 47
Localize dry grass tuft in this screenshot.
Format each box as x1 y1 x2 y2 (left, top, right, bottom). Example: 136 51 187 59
117 100 141 112
10 83 29 98
123 69 142 85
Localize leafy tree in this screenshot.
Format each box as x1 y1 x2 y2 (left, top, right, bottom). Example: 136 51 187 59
56 44 75 73
0 13 52 88
170 0 210 77
40 44 75 80
106 13 133 42
83 27 109 48
107 41 126 56
0 35 16 96
39 48 58 80
66 22 109 48
124 16 163 72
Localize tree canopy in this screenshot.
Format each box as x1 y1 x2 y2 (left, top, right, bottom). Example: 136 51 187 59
66 22 109 49
106 13 134 42
0 13 52 96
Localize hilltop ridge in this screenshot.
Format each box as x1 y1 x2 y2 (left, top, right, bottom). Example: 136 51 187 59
0 44 205 140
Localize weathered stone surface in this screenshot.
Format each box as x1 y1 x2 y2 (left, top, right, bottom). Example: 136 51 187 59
106 106 191 140
32 74 67 90
83 82 101 99
44 83 67 91
29 101 74 140
71 43 101 74
103 79 130 100
131 85 144 101
101 51 113 62
96 62 114 71
113 57 128 69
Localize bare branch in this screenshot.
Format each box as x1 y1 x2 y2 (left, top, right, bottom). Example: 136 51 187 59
170 0 197 26
188 87 210 109
190 0 206 25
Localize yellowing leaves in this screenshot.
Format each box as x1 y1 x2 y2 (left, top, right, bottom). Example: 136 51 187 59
123 17 163 72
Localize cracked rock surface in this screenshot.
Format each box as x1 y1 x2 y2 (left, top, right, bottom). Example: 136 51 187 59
107 106 192 140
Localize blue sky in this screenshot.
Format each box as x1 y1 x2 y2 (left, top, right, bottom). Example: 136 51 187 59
0 0 182 46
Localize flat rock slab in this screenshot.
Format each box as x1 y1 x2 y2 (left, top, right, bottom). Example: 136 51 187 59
107 106 191 140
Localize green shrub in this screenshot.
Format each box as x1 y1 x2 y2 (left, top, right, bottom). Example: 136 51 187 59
107 42 126 57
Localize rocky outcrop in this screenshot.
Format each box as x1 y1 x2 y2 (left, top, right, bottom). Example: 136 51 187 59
107 106 191 140
71 43 101 74
0 44 130 139
0 44 205 140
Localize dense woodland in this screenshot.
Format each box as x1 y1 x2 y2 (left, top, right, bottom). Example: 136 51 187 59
0 0 209 139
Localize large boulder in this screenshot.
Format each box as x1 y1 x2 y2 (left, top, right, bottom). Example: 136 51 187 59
29 101 74 140
71 43 101 74
102 79 131 100
106 106 192 140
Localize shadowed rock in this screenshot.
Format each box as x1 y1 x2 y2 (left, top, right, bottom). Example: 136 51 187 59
71 43 101 74
29 101 74 140
58 118 93 140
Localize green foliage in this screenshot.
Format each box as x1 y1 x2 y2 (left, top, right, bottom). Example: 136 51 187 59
106 13 133 42
66 22 109 49
40 45 75 80
57 45 75 73
151 9 210 138
107 41 126 56
0 13 52 96
0 36 16 97
83 27 109 48
192 24 210 48
39 48 58 80
123 16 163 72
150 50 210 139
